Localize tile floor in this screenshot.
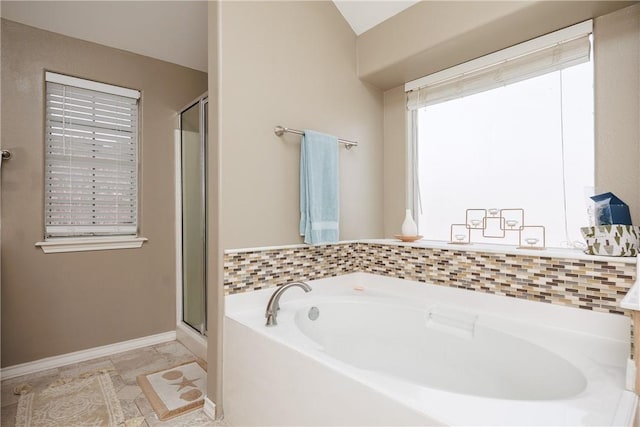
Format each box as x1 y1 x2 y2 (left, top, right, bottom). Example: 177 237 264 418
1 341 227 427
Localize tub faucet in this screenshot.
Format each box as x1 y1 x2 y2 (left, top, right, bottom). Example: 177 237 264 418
265 281 312 326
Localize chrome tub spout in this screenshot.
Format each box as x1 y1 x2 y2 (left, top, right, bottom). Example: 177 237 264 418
265 281 312 326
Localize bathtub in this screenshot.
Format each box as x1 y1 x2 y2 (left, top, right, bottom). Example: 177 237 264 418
224 272 637 426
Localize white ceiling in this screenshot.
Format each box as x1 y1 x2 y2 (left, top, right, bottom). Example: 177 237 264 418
0 1 418 72
333 0 420 35
0 1 208 72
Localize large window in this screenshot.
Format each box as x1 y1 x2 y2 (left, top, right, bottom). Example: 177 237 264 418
407 22 593 248
44 72 140 238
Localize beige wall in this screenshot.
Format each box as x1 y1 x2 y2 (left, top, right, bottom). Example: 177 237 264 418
206 0 224 416
359 1 635 90
207 0 385 413
594 4 640 225
383 87 408 237
218 1 384 249
382 3 640 234
0 19 207 366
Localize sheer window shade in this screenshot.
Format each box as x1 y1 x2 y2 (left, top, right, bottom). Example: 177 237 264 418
406 22 592 110
44 73 140 238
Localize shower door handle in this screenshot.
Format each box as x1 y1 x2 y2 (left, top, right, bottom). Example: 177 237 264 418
1 150 11 160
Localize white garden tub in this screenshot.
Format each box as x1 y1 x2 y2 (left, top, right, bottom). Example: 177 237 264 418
223 273 637 426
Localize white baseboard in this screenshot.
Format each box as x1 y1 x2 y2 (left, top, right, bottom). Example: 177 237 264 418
203 396 216 419
1 330 176 380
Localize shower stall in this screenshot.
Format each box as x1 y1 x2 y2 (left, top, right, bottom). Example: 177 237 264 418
176 94 208 356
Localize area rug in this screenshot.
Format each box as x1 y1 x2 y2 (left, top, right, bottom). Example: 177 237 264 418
15 372 127 427
136 360 207 421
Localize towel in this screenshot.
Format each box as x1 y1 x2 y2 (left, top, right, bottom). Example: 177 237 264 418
300 130 339 244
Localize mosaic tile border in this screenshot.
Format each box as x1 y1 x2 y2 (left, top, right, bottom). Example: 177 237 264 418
224 243 358 296
223 242 636 316
356 244 635 315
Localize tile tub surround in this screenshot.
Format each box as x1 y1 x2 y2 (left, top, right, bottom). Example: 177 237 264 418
224 243 359 295
358 243 635 315
224 241 636 316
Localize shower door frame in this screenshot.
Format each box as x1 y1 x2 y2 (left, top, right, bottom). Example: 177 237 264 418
175 93 208 350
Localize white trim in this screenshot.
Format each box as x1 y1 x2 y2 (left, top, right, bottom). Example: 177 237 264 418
45 71 140 99
405 20 593 92
1 331 176 380
35 236 147 254
203 397 216 420
224 240 361 255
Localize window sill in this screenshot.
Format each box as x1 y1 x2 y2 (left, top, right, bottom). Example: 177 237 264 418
361 239 638 264
224 239 637 264
35 236 148 254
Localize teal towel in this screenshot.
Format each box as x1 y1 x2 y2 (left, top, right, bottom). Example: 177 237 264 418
300 130 339 244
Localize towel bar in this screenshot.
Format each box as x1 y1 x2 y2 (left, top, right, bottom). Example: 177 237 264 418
274 126 357 149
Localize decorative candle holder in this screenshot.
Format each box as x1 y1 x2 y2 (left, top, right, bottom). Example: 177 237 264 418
518 226 546 250
482 216 505 238
465 209 486 230
500 208 524 231
450 224 470 244
448 208 545 249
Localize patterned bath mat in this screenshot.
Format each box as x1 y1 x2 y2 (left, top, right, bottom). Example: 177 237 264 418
136 360 207 421
15 372 129 427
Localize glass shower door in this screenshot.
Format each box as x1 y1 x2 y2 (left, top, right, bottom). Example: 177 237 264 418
180 98 207 334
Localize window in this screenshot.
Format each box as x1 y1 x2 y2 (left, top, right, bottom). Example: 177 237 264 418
406 21 593 248
44 72 140 239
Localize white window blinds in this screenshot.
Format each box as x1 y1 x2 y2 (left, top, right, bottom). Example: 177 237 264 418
406 20 592 110
44 72 140 238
